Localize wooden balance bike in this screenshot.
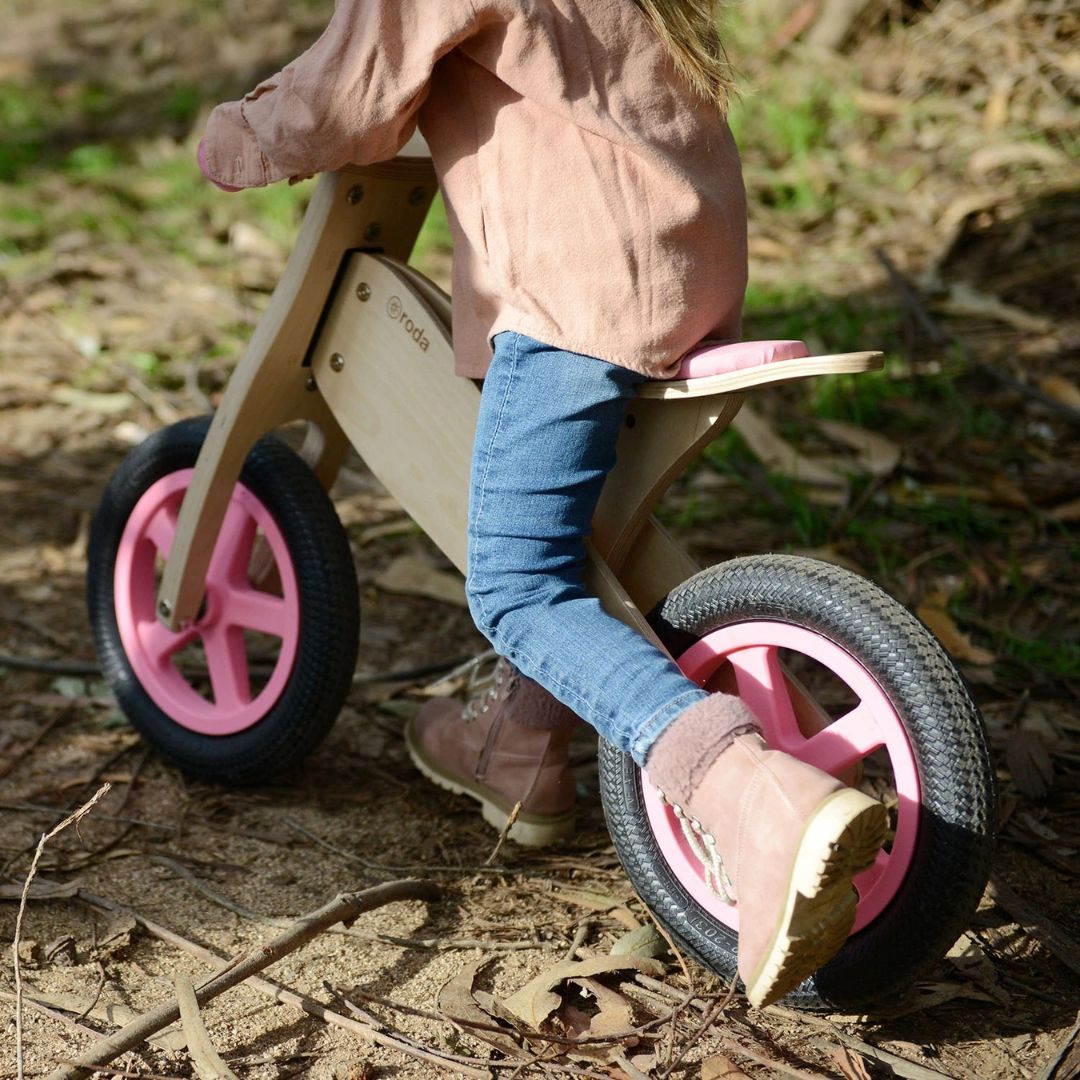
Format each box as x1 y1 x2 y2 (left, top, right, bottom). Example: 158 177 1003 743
86 136 995 1009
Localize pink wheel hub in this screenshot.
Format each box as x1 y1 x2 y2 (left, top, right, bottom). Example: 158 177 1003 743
113 470 301 736
644 622 920 934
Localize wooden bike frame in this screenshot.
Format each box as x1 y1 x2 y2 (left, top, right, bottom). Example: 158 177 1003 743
158 152 881 645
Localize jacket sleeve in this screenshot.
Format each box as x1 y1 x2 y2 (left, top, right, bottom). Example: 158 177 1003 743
200 0 482 189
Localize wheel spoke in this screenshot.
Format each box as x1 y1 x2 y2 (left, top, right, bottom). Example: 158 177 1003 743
224 586 288 637
206 501 258 590
799 702 885 776
139 617 196 667
144 502 179 557
854 848 889 899
201 625 252 711
726 645 800 747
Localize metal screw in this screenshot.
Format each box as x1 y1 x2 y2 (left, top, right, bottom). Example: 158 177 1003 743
346 184 365 205
356 282 372 302
305 375 317 392
330 353 345 373
363 222 382 242
158 599 173 620
409 186 427 206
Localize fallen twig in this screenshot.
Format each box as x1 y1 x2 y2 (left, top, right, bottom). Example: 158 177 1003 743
14 783 111 1080
175 973 239 1080
75 889 504 1077
154 853 553 950
281 814 526 877
49 879 441 1080
0 988 101 1040
825 1035 955 1080
56 1067 187 1080
659 997 727 1079
0 706 75 782
719 1034 833 1080
486 800 523 866
987 877 1080 979
1036 1010 1080 1080
0 653 100 676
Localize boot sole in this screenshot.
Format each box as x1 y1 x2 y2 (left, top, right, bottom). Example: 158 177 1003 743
404 718 576 848
743 788 888 1008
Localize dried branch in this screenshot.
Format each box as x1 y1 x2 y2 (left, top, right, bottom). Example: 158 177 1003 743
175 973 239 1080
49 879 440 1080
14 783 111 1080
75 890 501 1078
0 705 75 783
485 800 523 865
987 877 1080 979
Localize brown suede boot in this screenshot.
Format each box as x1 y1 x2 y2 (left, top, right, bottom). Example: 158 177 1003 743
405 659 578 847
647 698 887 1009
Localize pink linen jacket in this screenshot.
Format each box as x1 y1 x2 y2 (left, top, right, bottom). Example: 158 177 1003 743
201 0 748 379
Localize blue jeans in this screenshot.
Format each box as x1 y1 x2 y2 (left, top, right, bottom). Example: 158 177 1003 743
466 332 707 766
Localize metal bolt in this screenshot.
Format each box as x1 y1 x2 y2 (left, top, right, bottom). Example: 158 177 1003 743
346 184 365 205
409 186 427 206
363 222 382 242
305 375 317 392
158 599 173 620
330 353 345 373
356 282 372 302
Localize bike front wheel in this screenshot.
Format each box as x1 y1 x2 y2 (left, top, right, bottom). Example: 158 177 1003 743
599 554 995 1010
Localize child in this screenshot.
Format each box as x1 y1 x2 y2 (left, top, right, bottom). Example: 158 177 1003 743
199 0 886 1008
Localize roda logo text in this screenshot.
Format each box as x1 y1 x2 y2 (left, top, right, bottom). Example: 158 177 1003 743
386 295 430 352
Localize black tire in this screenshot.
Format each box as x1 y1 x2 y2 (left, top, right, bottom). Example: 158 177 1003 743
86 416 359 785
599 554 995 1010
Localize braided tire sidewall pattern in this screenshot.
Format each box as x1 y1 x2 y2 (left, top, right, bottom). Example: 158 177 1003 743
599 554 996 1010
86 416 360 785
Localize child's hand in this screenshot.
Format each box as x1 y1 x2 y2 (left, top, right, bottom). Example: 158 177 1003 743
197 139 242 193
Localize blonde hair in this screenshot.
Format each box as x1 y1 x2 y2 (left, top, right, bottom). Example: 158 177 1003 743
632 0 736 113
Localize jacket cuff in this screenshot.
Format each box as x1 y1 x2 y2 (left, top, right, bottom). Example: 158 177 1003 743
201 101 284 190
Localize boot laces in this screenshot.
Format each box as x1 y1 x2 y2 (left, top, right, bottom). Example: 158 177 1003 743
461 656 511 723
659 791 737 904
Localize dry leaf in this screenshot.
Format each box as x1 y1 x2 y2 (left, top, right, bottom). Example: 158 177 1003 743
505 955 665 1028
1005 730 1055 799
816 419 901 477
967 141 1068 179
790 546 865 574
560 978 639 1064
0 880 79 901
703 1055 753 1079
27 991 187 1050
1039 375 1080 411
732 404 848 488
358 518 416 546
1048 497 1080 523
554 889 631 913
438 960 527 1058
938 282 1053 334
374 554 467 607
831 1045 873 1080
916 596 996 666
610 924 665 960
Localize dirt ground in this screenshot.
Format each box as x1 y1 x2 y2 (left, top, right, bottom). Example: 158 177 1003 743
2 0 1079 1077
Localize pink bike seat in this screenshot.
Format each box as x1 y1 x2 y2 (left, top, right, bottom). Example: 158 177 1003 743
676 339 810 380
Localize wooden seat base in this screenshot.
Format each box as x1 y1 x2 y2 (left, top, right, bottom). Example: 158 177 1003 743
638 351 885 400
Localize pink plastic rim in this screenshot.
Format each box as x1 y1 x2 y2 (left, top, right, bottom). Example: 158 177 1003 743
113 469 301 736
643 621 920 934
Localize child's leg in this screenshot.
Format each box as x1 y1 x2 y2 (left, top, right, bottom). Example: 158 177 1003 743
464 332 757 762
412 332 886 1007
